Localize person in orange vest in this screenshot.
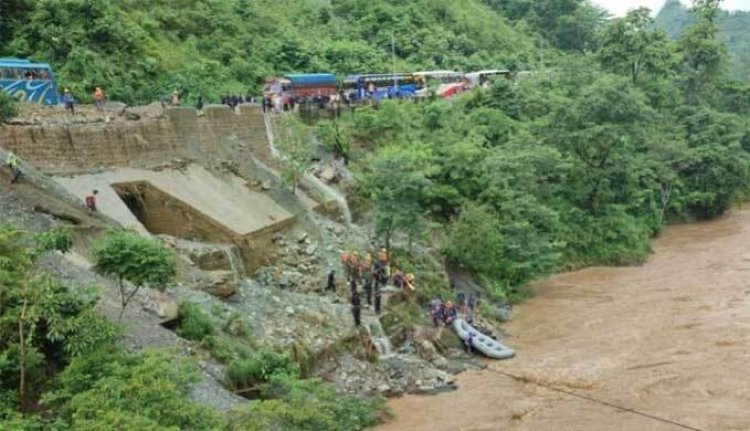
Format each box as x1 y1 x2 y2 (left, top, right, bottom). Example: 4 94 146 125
93 87 105 110
349 251 360 280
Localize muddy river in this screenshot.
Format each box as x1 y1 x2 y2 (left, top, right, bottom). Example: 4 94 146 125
379 207 750 431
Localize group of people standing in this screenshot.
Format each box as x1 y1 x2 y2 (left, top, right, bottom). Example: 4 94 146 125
329 248 411 327
429 291 479 327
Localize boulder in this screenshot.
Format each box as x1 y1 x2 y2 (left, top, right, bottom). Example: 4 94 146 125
201 270 238 297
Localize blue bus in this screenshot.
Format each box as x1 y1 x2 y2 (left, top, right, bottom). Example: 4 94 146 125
0 58 60 105
342 73 418 101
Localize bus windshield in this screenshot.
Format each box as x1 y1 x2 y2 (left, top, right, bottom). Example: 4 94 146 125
0 58 59 105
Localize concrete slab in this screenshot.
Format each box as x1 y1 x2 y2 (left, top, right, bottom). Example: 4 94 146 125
55 165 294 238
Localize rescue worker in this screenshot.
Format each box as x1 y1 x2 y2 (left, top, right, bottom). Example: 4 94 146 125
374 283 382 316
93 87 105 110
196 93 204 115
61 89 75 115
349 277 357 295
326 270 336 292
443 301 457 325
170 90 180 106
351 288 362 327
6 151 21 184
363 277 373 306
349 251 360 280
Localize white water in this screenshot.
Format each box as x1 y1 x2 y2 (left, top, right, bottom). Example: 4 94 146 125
263 113 280 158
221 244 247 284
263 113 353 225
368 319 393 357
303 173 353 225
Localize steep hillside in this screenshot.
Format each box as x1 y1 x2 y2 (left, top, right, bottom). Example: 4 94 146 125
0 0 537 104
655 0 750 80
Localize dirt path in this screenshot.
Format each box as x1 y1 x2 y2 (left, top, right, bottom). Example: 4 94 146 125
379 206 750 431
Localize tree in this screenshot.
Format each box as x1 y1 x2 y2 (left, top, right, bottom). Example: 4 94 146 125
0 225 116 413
362 144 434 252
678 0 727 99
91 229 176 321
275 115 312 194
599 8 675 85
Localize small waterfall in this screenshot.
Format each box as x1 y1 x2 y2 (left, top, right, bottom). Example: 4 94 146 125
264 112 352 225
303 173 352 225
222 244 247 284
263 113 280 158
369 320 393 358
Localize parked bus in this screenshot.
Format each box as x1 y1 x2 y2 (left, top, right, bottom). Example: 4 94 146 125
342 73 418 101
0 58 59 105
465 69 511 88
413 70 467 98
285 73 338 102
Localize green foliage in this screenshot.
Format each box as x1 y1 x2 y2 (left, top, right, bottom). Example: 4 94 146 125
0 225 118 415
91 229 176 320
33 227 74 255
359 134 435 251
0 0 540 104
176 301 214 342
45 348 226 431
229 375 383 431
656 0 750 81
0 90 19 121
316 120 352 163
276 115 313 193
225 349 300 391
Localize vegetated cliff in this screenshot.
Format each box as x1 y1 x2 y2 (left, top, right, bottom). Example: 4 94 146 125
655 0 750 80
0 0 538 104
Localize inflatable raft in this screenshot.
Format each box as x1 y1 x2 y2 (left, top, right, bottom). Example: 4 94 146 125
453 318 515 360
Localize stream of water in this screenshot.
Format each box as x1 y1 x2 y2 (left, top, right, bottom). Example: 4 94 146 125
378 206 750 431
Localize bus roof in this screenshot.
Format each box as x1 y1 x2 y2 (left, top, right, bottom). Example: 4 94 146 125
413 70 461 76
284 73 337 86
0 58 54 69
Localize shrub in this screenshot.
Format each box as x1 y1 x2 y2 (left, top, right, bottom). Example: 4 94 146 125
0 91 18 122
229 375 384 431
224 350 299 391
176 302 214 342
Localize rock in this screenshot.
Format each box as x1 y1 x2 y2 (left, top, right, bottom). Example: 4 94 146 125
305 243 318 255
320 165 337 183
285 306 295 315
201 270 238 297
261 181 272 190
145 291 179 321
296 231 309 243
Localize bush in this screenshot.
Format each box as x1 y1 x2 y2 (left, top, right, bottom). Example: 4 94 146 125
176 301 214 342
225 350 299 391
46 349 225 431
229 375 384 431
0 91 18 122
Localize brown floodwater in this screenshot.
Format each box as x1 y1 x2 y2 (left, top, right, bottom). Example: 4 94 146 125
378 207 750 431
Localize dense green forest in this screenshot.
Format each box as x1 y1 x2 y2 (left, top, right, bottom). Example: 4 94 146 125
3 0 750 429
1 0 542 104
656 0 750 80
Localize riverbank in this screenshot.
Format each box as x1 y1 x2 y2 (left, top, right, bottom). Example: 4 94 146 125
379 206 750 431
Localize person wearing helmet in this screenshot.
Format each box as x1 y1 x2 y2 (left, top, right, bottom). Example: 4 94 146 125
443 301 457 325
61 88 75 115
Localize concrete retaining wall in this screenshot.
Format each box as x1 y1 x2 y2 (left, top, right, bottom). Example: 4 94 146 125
0 106 271 174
